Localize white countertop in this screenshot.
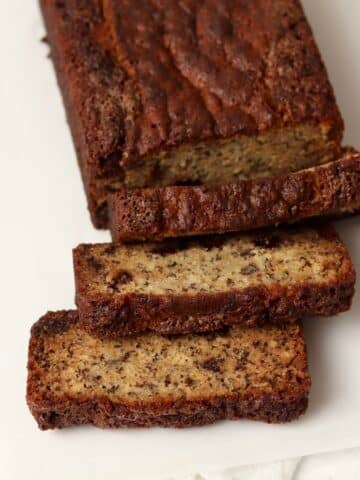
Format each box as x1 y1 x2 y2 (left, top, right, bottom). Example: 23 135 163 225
0 1 359 479
181 448 360 480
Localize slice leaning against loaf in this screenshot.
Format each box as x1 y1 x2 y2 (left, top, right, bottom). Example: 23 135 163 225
73 224 355 338
109 148 360 242
27 311 311 430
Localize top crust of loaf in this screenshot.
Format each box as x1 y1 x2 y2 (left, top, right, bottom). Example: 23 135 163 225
40 0 343 168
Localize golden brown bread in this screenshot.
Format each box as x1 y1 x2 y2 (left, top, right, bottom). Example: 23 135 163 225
73 225 355 338
27 311 311 429
40 0 343 227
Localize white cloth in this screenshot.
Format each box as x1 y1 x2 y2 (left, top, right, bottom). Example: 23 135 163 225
177 448 360 480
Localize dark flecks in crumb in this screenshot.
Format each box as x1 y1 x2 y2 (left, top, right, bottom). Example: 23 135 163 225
86 256 104 272
122 351 131 362
201 357 224 373
240 248 255 258
109 270 133 289
108 385 119 394
235 350 250 370
241 263 259 275
185 376 195 386
103 245 117 256
253 235 281 249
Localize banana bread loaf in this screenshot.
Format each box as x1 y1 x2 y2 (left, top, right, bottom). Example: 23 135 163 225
40 0 343 228
73 225 355 338
109 148 360 242
27 311 310 430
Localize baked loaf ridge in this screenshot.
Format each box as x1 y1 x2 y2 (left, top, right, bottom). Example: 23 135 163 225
27 311 310 430
73 225 355 338
40 0 343 228
110 148 360 242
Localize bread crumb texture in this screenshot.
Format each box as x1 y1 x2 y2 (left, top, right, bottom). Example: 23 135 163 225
28 312 308 404
76 228 350 296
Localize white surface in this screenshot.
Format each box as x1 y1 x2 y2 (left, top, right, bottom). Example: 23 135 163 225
183 448 360 480
0 1 359 479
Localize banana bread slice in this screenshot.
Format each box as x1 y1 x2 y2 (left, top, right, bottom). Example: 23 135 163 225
109 148 360 242
40 0 343 228
73 225 355 338
27 311 310 430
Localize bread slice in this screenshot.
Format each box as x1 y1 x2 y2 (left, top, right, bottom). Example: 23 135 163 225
73 225 355 338
40 0 343 228
109 148 360 242
27 311 310 430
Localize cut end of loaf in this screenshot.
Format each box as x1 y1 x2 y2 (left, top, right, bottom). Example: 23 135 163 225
95 123 341 228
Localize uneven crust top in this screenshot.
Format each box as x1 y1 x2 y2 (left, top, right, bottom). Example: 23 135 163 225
42 0 342 164
28 311 309 405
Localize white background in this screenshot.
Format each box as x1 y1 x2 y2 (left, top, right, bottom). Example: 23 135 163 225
0 1 359 479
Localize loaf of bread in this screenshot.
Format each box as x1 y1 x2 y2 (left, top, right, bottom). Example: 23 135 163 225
27 311 311 430
109 148 360 242
40 0 343 228
73 225 355 338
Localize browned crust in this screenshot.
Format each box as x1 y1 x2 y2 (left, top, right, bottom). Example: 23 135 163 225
39 0 124 227
74 225 356 338
109 148 360 242
40 0 343 228
28 392 309 430
27 311 310 430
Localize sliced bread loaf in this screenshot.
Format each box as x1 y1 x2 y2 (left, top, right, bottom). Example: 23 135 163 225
27 311 310 430
40 0 344 228
109 149 360 242
73 225 355 338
